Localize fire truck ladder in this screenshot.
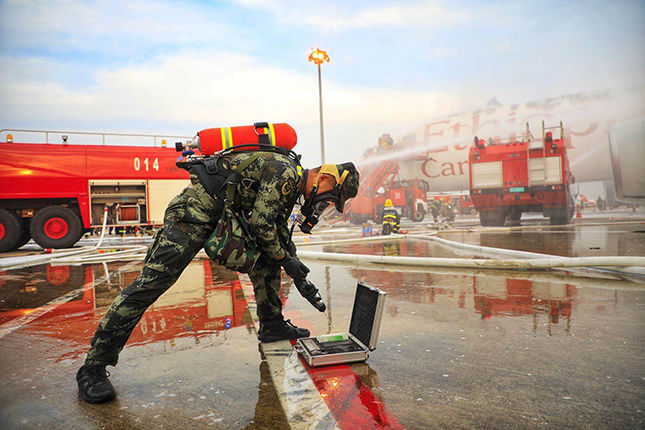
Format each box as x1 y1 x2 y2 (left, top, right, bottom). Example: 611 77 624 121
343 160 399 216
526 121 564 188
359 160 400 199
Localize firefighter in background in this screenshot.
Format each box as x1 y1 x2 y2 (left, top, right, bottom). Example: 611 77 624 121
381 199 400 235
596 196 605 211
76 142 360 404
429 199 441 223
440 200 456 223
378 133 394 150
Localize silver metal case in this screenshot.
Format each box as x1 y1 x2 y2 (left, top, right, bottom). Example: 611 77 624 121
295 282 386 367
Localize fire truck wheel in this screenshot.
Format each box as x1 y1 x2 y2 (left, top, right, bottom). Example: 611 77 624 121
412 207 425 222
0 209 24 252
30 206 83 249
507 210 521 226
478 211 492 226
479 210 506 227
549 215 568 225
12 219 32 249
566 195 575 220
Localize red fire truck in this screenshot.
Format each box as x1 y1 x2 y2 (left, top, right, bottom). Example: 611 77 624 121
384 178 429 222
0 129 192 251
427 192 476 215
453 193 476 215
468 122 575 226
344 159 429 224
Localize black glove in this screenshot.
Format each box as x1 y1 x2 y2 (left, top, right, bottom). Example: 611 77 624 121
279 255 310 279
294 278 326 312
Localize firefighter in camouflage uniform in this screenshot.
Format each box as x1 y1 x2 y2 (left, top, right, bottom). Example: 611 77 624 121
76 147 359 404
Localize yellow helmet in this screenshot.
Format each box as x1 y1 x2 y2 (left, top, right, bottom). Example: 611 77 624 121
384 199 393 208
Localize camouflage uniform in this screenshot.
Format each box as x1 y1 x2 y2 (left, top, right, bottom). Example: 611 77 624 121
86 151 303 366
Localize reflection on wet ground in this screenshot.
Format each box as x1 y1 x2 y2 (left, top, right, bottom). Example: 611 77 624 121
0 265 92 325
0 222 644 428
1 260 254 349
0 259 290 428
298 264 645 429
441 222 645 257
320 238 468 259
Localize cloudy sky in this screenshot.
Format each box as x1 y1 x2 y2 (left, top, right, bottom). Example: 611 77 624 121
1 0 643 165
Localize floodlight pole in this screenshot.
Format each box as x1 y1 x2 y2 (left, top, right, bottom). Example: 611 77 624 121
309 48 330 165
316 63 325 165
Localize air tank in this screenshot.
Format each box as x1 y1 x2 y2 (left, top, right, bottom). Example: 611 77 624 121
198 122 297 155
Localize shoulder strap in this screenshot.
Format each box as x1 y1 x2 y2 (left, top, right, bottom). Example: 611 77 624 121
220 143 301 166
224 152 262 207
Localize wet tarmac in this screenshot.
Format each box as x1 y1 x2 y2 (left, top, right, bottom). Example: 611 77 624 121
440 222 645 257
1 218 644 428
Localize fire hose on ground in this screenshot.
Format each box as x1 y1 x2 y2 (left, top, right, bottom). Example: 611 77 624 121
416 234 645 280
297 250 645 270
0 208 148 270
1 218 643 279
296 232 645 279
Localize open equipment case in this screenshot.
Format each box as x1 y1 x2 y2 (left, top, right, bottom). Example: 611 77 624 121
295 282 386 367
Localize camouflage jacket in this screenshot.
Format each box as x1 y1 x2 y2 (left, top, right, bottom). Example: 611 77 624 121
200 151 303 261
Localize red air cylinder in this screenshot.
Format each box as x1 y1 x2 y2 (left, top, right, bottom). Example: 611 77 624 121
197 122 297 155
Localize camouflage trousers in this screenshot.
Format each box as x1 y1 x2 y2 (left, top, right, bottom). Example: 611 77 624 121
85 184 286 366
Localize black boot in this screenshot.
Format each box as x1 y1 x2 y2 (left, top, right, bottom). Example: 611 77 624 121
76 364 117 403
258 319 310 342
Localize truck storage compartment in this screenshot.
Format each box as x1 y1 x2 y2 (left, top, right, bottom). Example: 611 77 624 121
89 180 147 225
529 156 562 185
116 204 140 223
472 161 503 188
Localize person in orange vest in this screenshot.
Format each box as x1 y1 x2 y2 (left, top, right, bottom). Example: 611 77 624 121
382 199 400 235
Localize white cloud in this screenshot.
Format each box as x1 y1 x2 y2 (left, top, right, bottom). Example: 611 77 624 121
4 0 639 167
0 0 243 54
0 50 469 164
0 0 473 57
228 0 470 31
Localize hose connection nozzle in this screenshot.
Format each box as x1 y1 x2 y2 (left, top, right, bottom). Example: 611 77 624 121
295 279 326 312
176 134 200 153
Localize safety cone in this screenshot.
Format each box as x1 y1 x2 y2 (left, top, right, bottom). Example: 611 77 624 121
576 206 582 218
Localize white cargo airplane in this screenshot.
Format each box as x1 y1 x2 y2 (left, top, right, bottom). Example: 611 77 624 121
362 87 645 198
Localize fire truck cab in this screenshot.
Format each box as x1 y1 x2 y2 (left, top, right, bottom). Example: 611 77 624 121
0 129 191 251
382 178 429 222
468 122 575 226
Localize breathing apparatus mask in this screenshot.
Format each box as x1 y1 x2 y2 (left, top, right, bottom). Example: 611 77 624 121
298 164 351 234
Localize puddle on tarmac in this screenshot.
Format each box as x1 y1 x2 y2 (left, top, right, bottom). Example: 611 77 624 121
440 223 645 257
1 226 644 428
0 259 260 361
314 239 471 258
292 262 645 429
0 258 292 428
0 265 91 325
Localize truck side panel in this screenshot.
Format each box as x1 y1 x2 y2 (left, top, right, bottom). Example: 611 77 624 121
0 143 90 226
0 143 89 200
0 141 190 249
85 146 187 180
147 179 190 224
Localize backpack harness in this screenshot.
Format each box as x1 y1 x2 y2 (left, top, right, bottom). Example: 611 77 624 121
176 143 303 212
